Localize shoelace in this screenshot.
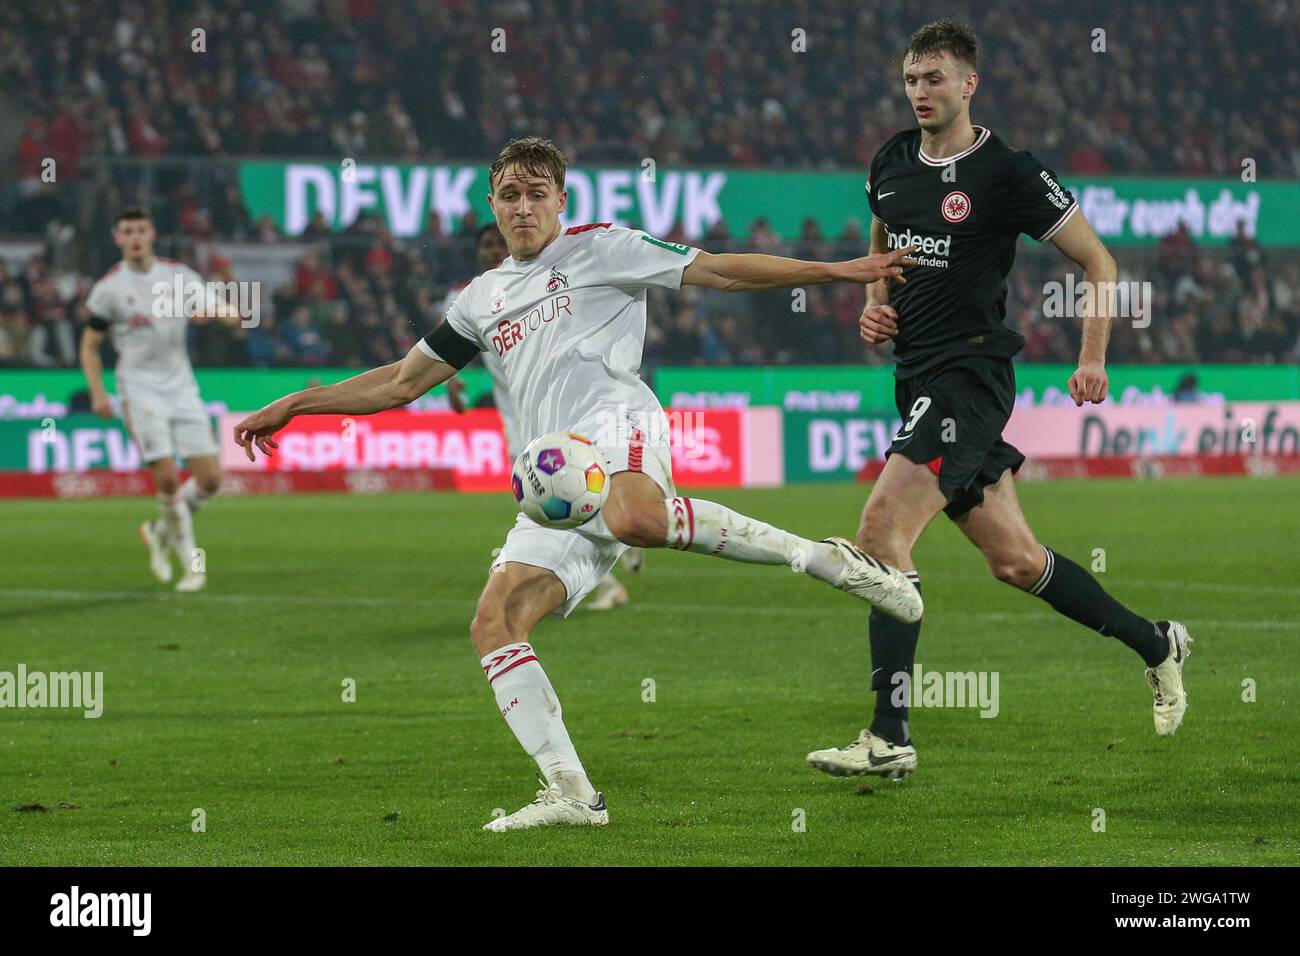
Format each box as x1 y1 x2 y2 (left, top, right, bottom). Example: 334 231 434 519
531 784 563 806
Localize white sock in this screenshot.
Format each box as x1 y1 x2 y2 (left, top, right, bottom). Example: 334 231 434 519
664 497 844 580
180 476 213 515
481 642 597 803
159 494 197 574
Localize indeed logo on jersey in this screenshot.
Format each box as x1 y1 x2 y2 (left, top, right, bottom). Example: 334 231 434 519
490 293 574 357
886 227 952 267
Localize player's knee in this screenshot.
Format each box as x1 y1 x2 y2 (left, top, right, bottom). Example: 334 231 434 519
988 548 1042 590
470 604 513 655
603 499 660 547
199 473 221 494
155 474 180 496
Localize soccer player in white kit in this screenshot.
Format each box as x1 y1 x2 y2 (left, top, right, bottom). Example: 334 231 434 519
79 207 223 592
233 137 922 831
446 222 641 610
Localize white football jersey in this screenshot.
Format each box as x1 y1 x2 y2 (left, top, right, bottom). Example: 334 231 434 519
85 258 204 402
420 225 700 451
442 284 524 458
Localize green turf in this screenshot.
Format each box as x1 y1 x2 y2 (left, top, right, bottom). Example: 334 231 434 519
2 478 1297 866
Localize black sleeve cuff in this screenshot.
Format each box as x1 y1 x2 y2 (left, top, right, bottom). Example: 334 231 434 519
422 322 480 369
87 316 110 332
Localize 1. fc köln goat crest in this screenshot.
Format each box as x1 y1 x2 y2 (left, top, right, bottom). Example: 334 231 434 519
546 268 569 293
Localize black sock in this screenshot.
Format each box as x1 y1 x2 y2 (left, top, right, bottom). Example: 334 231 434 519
1030 547 1168 666
869 575 921 746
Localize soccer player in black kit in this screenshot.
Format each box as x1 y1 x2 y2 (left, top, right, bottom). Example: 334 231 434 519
806 20 1193 780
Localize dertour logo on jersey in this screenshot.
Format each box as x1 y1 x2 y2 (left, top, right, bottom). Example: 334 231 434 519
490 293 574 357
886 226 952 267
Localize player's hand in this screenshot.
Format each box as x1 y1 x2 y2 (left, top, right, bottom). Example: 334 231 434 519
90 393 114 420
837 246 916 285
233 400 292 461
1068 362 1109 406
859 304 900 344
447 377 468 414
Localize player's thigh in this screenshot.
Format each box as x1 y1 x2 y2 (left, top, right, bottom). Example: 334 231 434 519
472 561 568 656
122 398 176 470
858 452 948 563
173 400 220 463
952 469 1044 585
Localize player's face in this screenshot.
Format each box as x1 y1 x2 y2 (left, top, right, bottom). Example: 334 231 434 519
488 166 567 260
477 228 509 270
113 218 156 260
903 53 975 131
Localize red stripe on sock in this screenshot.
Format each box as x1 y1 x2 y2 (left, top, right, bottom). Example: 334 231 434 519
488 654 538 683
683 497 695 549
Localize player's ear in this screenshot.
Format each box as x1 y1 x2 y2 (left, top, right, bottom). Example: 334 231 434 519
965 71 979 100
557 188 568 215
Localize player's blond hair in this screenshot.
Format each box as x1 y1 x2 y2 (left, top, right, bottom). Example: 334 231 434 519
489 137 568 192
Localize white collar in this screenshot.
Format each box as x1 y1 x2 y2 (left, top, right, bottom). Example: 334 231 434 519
918 126 990 166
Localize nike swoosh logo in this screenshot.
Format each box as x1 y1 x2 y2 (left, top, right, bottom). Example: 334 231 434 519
867 750 902 766
878 191 896 199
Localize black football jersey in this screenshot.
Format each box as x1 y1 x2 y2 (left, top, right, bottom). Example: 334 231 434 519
866 126 1077 378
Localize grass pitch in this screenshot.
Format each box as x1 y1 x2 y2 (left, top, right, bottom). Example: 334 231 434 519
2 478 1298 866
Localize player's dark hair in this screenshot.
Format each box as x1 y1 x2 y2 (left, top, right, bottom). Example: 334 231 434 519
114 206 152 227
905 19 979 72
489 137 567 192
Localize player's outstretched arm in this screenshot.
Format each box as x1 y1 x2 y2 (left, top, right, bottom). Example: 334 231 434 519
1051 211 1118 406
681 245 915 292
233 344 456 460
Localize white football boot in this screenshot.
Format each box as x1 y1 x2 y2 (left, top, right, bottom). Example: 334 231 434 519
807 729 917 779
139 519 174 584
175 570 207 593
1147 620 1193 736
585 572 629 611
620 547 645 574
483 783 609 832
820 537 923 624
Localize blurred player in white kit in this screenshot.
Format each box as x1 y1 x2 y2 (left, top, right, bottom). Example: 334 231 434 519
79 206 224 592
445 222 642 611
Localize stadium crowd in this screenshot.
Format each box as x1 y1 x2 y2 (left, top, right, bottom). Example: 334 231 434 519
1 0 1297 370
2 215 1298 370
5 0 1297 178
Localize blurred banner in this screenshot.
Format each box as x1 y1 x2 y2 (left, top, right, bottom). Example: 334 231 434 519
239 160 1300 245
4 370 1299 495
4 365 1300 423
785 402 1300 482
656 364 1300 409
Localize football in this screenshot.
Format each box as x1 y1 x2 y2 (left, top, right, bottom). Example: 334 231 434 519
511 431 610 529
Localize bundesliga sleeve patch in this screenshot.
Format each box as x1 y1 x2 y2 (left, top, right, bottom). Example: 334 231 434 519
421 321 480 368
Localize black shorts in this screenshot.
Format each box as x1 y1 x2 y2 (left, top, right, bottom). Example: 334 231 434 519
887 356 1025 519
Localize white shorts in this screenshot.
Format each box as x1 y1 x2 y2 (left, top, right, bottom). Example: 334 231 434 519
491 436 675 617
122 391 219 463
